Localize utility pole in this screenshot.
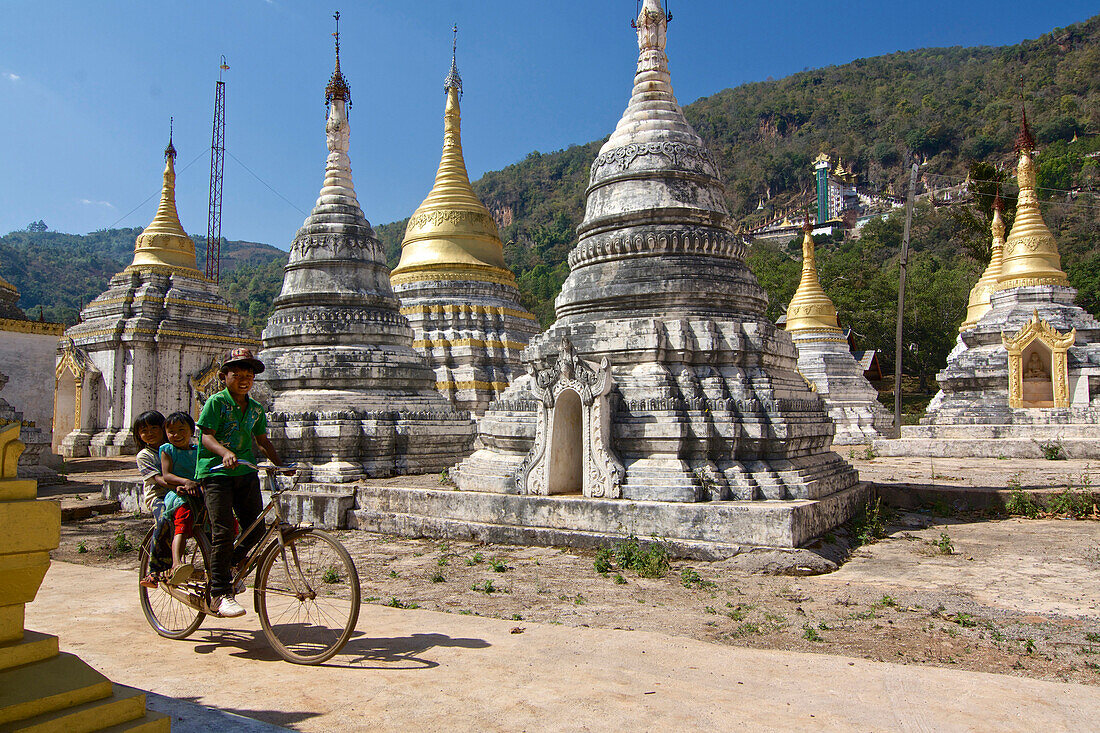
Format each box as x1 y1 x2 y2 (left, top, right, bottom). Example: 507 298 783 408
893 161 920 437
205 55 228 283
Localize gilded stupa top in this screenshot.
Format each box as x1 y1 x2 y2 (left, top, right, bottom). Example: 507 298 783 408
960 191 1006 331
128 124 201 276
995 109 1069 291
785 222 841 335
391 28 513 287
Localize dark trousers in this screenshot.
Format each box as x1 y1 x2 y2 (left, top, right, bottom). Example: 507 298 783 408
203 473 264 597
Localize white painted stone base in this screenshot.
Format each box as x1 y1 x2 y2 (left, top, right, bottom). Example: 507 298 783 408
346 481 871 556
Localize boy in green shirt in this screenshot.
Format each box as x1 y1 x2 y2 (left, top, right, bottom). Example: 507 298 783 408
196 347 283 618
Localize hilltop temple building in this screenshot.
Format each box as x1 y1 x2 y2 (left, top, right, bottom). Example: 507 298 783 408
390 42 539 416
877 114 1100 458
784 223 892 444
259 26 473 482
345 2 863 553
55 135 255 457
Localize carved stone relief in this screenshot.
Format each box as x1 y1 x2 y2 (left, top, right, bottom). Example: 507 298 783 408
1002 310 1075 408
515 335 624 498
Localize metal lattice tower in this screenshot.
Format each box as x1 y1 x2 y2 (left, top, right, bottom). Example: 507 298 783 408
205 55 229 282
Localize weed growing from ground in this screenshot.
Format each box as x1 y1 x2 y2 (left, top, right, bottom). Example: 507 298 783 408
386 597 419 609
466 552 484 566
472 580 502 594
680 567 716 589
489 558 509 573
388 569 398 578
111 530 133 554
1048 489 1098 518
594 547 613 574
511 613 523 621
1005 489 1040 518
613 573 627 585
594 535 672 579
76 541 87 554
936 532 954 555
849 497 890 546
862 446 878 460
322 567 340 583
430 571 445 583
732 622 763 637
874 594 897 608
802 623 823 642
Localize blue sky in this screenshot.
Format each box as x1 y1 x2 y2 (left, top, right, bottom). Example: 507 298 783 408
1 1 1096 249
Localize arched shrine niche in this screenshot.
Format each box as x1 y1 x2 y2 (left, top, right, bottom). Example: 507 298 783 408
516 335 624 498
53 338 99 455
1002 311 1074 409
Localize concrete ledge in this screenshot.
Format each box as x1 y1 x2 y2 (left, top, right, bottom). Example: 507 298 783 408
873 437 1100 459
348 483 870 557
102 479 146 515
276 487 356 529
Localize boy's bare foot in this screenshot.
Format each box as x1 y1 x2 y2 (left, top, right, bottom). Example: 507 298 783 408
139 572 161 589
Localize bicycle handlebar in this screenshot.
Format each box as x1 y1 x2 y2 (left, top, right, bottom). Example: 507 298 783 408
207 460 298 476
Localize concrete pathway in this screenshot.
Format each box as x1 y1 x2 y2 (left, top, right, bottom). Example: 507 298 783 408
27 561 1100 732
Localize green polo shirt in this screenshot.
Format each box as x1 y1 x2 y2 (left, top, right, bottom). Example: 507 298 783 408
195 388 268 479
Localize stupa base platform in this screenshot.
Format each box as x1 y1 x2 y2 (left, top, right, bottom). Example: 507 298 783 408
874 423 1100 459
344 482 870 558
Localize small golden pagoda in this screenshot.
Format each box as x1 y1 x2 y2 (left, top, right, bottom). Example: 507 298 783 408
388 31 538 416
785 223 842 337
995 110 1070 292
959 191 1007 332
390 49 513 289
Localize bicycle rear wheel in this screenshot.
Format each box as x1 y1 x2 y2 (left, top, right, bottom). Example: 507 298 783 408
255 528 360 664
138 526 210 639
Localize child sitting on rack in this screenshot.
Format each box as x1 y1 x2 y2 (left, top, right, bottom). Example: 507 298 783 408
158 411 204 586
133 410 172 588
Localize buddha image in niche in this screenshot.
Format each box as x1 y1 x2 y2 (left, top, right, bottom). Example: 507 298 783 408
1024 351 1050 380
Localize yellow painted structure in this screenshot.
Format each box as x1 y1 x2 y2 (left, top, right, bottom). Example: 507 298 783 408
784 225 844 340
0 423 169 730
995 114 1070 292
959 196 1006 332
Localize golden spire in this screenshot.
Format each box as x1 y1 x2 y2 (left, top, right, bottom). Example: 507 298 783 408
995 108 1069 291
325 11 350 108
785 222 841 335
391 27 513 287
960 191 1006 331
128 121 201 275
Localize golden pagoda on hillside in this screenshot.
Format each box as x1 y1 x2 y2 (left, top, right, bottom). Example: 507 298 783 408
959 192 1007 332
56 132 254 456
390 31 538 416
785 223 891 443
877 109 1100 458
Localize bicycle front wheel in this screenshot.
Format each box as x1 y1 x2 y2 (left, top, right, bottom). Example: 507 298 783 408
138 526 209 639
255 528 360 664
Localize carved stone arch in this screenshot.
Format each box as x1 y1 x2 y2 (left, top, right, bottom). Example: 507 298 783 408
514 335 624 498
1002 310 1075 408
189 357 222 417
53 338 100 455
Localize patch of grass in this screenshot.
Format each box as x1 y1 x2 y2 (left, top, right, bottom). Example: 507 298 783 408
364 596 380 603
388 569 398 578
936 532 954 555
466 552 484 566
1048 489 1098 518
849 497 890 546
862 446 878 460
680 567 716 589
704 606 717 615
438 469 452 485
511 613 523 621
732 622 763 637
802 624 823 642
952 613 978 628
613 573 627 585
430 571 445 583
573 594 586 605
596 535 672 579
458 609 474 616
489 558 509 573
726 602 752 621
1039 441 1066 460
1004 489 1040 518
386 597 418 609
322 567 340 583
437 555 450 567
472 580 502 594
76 541 87 554
1024 638 1036 653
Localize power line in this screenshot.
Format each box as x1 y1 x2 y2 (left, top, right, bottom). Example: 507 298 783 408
226 151 307 217
105 147 210 230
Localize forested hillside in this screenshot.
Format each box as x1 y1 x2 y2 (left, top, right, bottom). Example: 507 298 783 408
4 14 1098 398
0 228 286 332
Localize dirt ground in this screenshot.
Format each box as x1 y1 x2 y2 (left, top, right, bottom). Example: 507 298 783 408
46 454 1100 688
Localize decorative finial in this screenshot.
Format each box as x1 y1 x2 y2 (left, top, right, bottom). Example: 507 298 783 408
1015 105 1035 155
445 23 462 97
632 0 671 28
325 10 351 109
165 117 176 161
993 185 1004 212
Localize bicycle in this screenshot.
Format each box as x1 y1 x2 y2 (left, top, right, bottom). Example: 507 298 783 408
137 462 361 665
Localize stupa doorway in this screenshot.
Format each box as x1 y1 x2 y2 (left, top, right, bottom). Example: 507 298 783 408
1021 342 1054 406
547 389 583 495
